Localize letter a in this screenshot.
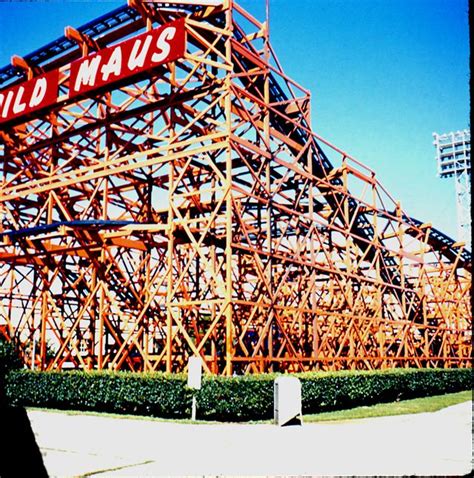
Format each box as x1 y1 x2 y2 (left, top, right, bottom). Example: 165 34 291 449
128 36 152 71
101 46 123 82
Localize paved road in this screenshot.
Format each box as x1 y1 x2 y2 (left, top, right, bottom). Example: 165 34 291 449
28 401 472 477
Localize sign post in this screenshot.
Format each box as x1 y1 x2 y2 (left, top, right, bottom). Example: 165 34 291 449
187 356 203 421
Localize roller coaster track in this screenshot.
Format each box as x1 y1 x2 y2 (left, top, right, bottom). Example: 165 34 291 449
403 215 471 271
230 23 423 321
0 1 470 373
0 2 455 283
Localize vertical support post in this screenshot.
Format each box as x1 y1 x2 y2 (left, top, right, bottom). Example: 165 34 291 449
166 59 177 373
372 173 384 366
97 282 105 369
40 273 48 370
97 174 108 370
224 0 234 376
263 6 274 371
89 267 97 370
395 201 408 366
454 170 471 249
166 155 175 373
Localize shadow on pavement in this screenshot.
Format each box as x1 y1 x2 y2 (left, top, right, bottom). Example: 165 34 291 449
0 380 49 477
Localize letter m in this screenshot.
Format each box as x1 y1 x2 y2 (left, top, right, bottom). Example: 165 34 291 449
73 56 101 93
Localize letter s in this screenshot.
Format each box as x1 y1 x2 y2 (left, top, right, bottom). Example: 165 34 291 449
151 27 176 64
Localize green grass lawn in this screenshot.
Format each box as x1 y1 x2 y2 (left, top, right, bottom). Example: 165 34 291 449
302 390 472 423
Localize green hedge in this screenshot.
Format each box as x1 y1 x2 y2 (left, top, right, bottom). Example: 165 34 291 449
5 371 190 418
4 368 471 421
0 339 22 377
298 368 472 416
196 368 472 421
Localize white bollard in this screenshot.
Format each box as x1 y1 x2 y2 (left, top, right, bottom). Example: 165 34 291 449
187 356 203 420
274 376 303 426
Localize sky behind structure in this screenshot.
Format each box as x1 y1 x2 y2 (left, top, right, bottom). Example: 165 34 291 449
0 0 469 240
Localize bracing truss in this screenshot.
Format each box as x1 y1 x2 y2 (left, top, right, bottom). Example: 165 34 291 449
0 1 471 374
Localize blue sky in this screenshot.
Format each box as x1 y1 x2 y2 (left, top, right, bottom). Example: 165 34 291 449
0 0 469 240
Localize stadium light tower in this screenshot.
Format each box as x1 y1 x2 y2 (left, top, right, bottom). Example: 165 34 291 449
433 129 471 250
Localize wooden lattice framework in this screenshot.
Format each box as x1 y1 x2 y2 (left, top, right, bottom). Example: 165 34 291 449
0 1 471 375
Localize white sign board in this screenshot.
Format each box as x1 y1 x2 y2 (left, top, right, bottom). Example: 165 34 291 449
274 376 302 426
187 356 203 390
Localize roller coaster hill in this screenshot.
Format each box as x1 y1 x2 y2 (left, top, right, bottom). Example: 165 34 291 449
0 0 471 375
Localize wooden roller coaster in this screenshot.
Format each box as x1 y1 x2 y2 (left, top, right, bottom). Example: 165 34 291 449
0 0 471 374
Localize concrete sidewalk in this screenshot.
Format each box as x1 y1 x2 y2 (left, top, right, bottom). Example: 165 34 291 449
28 401 472 477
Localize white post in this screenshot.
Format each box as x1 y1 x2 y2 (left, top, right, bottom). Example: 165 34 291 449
191 395 197 421
31 332 37 370
187 356 203 420
274 376 303 426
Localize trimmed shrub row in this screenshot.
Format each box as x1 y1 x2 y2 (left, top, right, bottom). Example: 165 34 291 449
196 368 472 420
4 370 190 418
298 368 472 416
4 367 471 421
